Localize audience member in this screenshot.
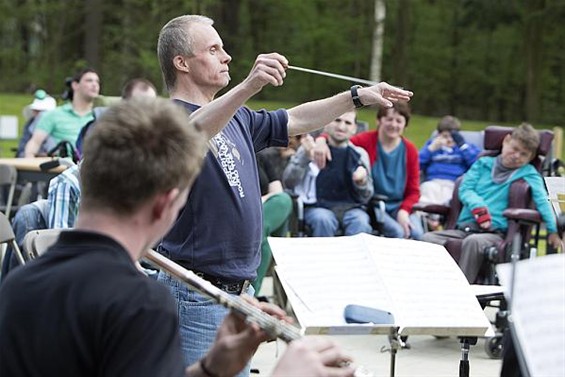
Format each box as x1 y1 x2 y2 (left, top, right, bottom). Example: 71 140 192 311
0 98 355 377
419 115 480 205
283 111 373 236
15 90 57 157
421 123 561 283
156 14 412 370
315 102 423 240
24 68 100 157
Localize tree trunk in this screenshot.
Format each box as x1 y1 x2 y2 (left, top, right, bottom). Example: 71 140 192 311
84 0 102 69
524 0 545 122
393 0 409 87
369 0 386 83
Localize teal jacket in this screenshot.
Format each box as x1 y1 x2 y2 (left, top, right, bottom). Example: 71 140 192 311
458 156 557 233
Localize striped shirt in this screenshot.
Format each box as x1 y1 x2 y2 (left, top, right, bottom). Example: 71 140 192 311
48 164 81 229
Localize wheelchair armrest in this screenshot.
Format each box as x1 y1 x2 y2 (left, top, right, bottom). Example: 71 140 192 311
412 202 450 216
503 208 542 225
369 194 389 204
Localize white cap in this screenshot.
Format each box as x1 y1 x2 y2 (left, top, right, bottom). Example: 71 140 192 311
30 94 57 111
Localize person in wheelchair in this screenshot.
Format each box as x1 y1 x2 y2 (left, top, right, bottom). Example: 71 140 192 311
418 115 481 230
422 123 561 283
419 115 481 206
283 110 373 236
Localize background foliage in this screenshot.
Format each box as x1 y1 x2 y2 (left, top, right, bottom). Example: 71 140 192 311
1 0 564 125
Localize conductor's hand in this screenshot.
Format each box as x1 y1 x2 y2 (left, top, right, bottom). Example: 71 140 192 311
243 53 289 94
352 166 368 185
272 337 355 377
195 297 291 377
313 137 331 169
358 82 413 108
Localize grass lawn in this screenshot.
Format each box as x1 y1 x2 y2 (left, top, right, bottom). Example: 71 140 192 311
2 94 561 157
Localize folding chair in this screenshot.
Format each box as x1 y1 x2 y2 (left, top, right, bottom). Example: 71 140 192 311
22 228 62 260
0 212 26 267
0 164 18 219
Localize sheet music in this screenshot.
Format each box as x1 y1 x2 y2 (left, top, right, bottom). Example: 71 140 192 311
497 254 565 377
270 237 394 330
544 176 565 216
361 235 490 333
270 234 491 336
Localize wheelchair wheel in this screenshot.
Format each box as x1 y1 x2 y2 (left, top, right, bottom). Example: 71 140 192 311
484 335 503 359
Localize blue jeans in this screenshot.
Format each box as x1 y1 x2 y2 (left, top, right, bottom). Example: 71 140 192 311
380 209 424 240
304 206 372 236
157 271 254 376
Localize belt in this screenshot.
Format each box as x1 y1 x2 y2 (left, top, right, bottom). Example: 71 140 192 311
193 270 250 295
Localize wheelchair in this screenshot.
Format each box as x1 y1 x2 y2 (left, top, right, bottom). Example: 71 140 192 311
414 125 555 358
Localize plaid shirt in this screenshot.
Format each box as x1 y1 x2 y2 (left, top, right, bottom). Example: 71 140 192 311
48 164 81 229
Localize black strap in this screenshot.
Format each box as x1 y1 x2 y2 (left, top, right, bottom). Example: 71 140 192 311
350 85 364 108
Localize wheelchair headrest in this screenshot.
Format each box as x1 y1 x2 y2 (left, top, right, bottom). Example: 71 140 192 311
483 125 553 157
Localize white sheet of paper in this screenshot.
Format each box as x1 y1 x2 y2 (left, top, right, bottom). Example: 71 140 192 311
270 234 491 336
544 176 565 216
497 254 565 377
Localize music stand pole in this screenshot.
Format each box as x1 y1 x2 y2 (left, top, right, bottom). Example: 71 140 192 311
386 327 402 377
507 232 531 377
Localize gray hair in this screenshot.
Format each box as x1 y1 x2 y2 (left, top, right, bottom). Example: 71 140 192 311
157 15 214 92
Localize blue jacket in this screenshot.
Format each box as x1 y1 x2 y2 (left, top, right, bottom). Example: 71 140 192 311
419 140 480 181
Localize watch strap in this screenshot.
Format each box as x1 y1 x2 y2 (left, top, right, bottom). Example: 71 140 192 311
350 85 364 108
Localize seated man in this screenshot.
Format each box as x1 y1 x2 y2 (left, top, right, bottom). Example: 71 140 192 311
0 98 355 377
24 68 100 157
419 115 480 206
283 111 373 236
422 123 561 283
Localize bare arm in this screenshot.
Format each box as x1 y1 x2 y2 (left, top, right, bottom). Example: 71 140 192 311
24 130 49 157
188 53 289 139
287 82 413 136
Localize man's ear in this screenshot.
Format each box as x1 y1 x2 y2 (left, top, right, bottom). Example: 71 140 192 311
152 188 180 220
71 80 80 92
173 55 190 73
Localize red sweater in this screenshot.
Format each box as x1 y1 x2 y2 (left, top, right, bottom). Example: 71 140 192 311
350 130 420 213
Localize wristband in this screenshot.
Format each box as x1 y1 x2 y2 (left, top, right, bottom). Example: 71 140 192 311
350 85 364 108
472 207 491 225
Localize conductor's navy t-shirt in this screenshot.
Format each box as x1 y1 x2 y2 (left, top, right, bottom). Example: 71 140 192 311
159 100 289 281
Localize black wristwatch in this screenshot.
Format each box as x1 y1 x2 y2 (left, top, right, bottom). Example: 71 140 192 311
350 85 364 108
